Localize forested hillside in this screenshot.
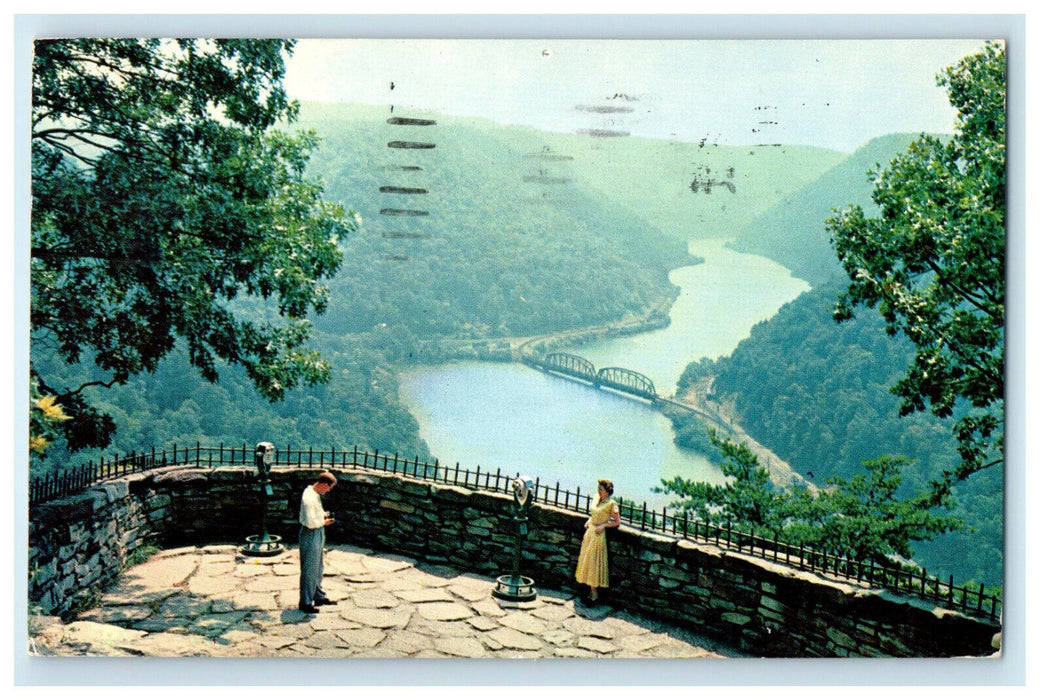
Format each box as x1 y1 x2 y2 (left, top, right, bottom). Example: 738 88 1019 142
32 340 429 465
297 103 689 340
297 103 844 339
671 132 1004 586
728 134 923 285
694 284 1002 585
34 104 839 475
528 127 847 241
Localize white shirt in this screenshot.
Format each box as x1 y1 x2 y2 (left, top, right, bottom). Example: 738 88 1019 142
299 485 326 529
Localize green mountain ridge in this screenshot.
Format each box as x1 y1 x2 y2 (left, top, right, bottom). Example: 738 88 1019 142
297 102 848 245
687 130 1003 587
728 133 930 285
297 102 689 340
702 282 1002 587
37 104 839 473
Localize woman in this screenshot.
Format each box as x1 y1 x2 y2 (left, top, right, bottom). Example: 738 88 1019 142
574 479 621 603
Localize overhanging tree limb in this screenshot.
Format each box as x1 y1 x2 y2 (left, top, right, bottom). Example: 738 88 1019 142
827 41 1005 482
30 38 358 453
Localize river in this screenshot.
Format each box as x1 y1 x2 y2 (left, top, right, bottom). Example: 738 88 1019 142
398 239 810 508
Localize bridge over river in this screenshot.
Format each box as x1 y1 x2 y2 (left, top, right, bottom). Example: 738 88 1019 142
523 352 658 400
522 351 735 436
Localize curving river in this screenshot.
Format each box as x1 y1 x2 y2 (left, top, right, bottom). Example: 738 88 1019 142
398 239 810 508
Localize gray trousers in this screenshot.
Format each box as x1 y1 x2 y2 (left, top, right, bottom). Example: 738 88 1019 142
299 525 327 607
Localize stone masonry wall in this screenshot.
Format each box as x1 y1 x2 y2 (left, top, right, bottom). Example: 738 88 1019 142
27 465 999 657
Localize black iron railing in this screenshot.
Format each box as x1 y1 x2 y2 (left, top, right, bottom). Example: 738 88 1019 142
30 442 1001 623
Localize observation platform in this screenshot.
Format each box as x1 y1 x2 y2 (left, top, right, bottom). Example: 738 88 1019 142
29 544 739 659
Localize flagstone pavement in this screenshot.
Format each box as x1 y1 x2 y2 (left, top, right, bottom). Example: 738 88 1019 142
29 544 741 659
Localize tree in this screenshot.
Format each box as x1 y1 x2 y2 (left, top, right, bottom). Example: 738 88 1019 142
657 433 792 537
827 42 1005 495
31 39 357 451
28 375 71 455
658 433 962 564
675 357 715 395
785 456 962 564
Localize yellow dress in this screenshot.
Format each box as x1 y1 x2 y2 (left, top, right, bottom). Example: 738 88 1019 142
574 497 619 588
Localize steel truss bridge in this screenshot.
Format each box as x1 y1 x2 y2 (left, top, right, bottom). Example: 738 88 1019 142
524 352 658 401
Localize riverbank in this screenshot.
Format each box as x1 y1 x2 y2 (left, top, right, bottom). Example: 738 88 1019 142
412 285 679 365
400 239 812 501
671 383 810 491
422 296 811 493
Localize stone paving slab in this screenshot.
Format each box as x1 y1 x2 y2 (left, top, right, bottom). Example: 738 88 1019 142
435 635 488 657
29 544 739 659
499 611 551 635
448 583 492 602
120 553 199 589
391 587 455 603
415 602 474 621
351 588 401 608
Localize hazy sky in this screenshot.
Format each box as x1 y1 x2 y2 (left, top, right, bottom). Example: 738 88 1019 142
283 39 990 153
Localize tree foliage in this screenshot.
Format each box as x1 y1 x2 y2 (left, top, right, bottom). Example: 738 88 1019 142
702 284 959 485
658 433 791 537
296 103 692 341
785 455 962 563
680 282 1002 585
658 433 962 565
31 39 356 451
731 133 922 287
827 42 1006 492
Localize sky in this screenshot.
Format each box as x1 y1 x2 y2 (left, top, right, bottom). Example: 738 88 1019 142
283 39 990 153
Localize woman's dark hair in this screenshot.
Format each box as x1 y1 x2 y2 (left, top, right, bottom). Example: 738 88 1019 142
598 479 614 496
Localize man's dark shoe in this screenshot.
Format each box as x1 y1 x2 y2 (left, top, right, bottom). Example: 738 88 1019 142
298 604 320 614
314 598 337 606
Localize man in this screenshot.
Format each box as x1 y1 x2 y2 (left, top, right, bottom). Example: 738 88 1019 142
298 471 337 614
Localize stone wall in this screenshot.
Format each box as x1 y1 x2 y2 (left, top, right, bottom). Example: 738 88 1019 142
27 465 1000 657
